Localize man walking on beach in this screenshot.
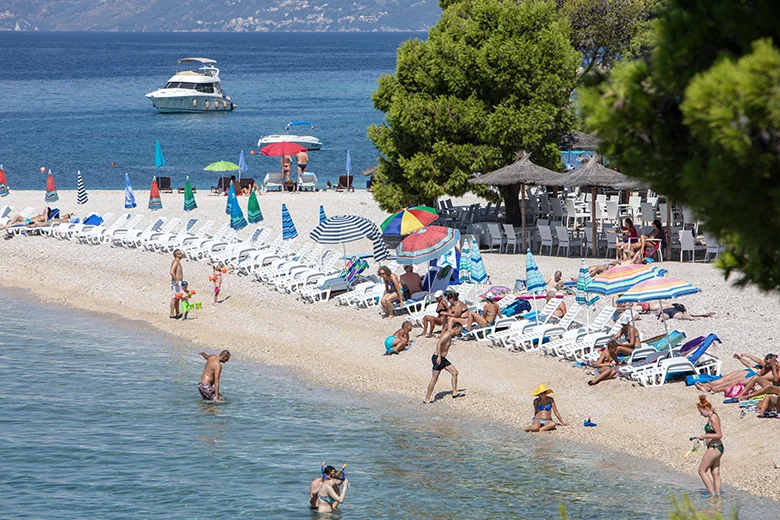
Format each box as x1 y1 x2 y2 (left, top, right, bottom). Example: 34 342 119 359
198 350 230 402
424 323 463 403
170 249 184 319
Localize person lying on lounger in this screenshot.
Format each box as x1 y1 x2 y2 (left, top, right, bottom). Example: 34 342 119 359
696 353 777 394
0 211 46 230
25 213 72 227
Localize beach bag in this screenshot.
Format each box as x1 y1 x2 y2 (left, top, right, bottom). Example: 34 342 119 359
724 383 744 398
502 299 532 318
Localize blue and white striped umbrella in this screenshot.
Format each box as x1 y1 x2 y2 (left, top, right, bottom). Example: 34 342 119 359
525 249 547 295
470 239 488 283
76 170 88 205
124 173 136 209
459 240 472 283
319 205 327 224
226 183 235 215
371 231 390 263
281 203 298 240
576 259 599 306
310 214 378 244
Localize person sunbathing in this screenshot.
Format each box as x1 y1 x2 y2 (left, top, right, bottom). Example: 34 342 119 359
442 292 468 334
420 290 448 338
524 384 567 432
450 293 501 331
738 355 780 399
658 303 714 321
0 211 46 230
26 213 72 227
696 353 777 394
612 322 640 356
757 394 780 417
587 340 622 385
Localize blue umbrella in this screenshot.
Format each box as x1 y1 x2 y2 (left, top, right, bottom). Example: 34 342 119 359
470 239 488 283
346 150 352 185
525 249 547 321
226 183 235 215
459 240 472 283
319 205 327 224
238 150 248 182
76 170 88 205
124 173 136 209
155 140 166 176
229 185 247 231
281 203 298 240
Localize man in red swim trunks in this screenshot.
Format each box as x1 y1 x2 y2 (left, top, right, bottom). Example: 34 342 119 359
197 350 230 402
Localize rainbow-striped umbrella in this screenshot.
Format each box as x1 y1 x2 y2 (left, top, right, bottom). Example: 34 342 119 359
381 206 438 236
588 264 667 296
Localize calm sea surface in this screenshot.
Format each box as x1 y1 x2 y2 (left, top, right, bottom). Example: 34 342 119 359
1 288 776 518
0 32 416 191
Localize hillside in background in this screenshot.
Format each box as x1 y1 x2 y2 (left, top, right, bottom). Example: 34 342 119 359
0 0 440 32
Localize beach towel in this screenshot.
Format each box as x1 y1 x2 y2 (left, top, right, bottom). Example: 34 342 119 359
685 373 722 386
502 299 532 318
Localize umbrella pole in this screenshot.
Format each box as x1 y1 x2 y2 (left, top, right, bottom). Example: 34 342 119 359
660 298 672 357
591 186 597 258
521 183 527 251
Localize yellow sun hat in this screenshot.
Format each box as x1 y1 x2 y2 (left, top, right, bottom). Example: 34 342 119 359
531 384 553 396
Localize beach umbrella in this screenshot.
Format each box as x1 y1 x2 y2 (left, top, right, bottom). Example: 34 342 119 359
576 259 600 325
371 231 390 263
588 264 667 296
0 165 9 197
346 150 352 186
259 142 307 157
247 190 263 224
470 238 488 283
396 226 460 265
124 173 136 209
617 276 701 353
183 176 197 212
228 185 248 231
76 170 88 205
459 240 472 283
155 140 166 176
204 161 240 172
380 206 438 235
319 205 327 224
525 249 548 320
226 183 236 215
310 214 379 268
45 169 59 203
238 150 248 182
281 203 298 240
148 177 163 211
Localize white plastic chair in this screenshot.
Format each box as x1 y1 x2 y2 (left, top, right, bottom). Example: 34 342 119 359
703 231 725 261
679 229 705 262
537 225 556 255
502 224 519 254
554 224 582 257
486 222 504 252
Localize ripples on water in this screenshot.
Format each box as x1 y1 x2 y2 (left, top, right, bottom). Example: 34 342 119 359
0 289 774 519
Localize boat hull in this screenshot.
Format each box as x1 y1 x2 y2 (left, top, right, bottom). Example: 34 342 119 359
147 94 234 113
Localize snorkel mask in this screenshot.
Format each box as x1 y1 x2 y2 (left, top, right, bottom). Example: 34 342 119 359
321 461 347 481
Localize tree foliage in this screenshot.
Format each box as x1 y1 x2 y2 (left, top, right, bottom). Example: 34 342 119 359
368 0 579 222
579 0 780 291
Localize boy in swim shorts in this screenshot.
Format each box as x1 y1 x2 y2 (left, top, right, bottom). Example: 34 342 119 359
180 281 195 320
384 321 413 355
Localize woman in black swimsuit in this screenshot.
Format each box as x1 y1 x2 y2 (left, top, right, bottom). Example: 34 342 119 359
696 395 723 497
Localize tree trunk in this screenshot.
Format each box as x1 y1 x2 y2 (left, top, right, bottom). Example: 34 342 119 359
500 184 522 225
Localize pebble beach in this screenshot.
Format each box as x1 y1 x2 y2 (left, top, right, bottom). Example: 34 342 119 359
2 188 779 501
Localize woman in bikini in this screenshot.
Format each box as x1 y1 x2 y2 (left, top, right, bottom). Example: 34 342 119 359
442 292 468 333
524 384 567 432
612 322 640 356
310 465 349 512
449 293 500 332
421 290 449 338
696 353 776 394
696 395 724 497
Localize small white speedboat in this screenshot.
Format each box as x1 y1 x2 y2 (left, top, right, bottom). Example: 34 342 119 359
146 58 234 113
258 122 322 150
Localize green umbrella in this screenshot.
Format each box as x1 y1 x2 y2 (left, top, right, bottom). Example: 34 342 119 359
204 161 240 172
183 176 197 212
247 190 263 223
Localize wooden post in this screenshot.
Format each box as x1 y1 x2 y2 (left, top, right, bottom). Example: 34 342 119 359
591 186 598 258
521 183 527 251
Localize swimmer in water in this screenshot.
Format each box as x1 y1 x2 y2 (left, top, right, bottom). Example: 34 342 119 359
309 464 349 512
197 350 230 402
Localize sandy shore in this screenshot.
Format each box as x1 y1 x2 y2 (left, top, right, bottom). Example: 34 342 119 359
2 189 779 501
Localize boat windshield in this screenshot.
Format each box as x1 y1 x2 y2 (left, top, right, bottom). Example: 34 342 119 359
164 82 215 93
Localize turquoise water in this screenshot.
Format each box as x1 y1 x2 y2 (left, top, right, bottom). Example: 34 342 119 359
1 288 775 519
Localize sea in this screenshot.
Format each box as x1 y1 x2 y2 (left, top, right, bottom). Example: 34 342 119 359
0 32 418 192
1 288 777 519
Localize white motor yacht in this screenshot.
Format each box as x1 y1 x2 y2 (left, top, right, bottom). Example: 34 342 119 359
146 58 234 113
257 122 322 150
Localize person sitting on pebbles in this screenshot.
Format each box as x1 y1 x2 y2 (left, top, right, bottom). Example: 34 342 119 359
524 384 567 432
587 340 622 386
384 321 413 355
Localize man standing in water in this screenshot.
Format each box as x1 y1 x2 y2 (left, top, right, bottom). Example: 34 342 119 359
170 249 184 319
424 323 463 403
198 350 230 402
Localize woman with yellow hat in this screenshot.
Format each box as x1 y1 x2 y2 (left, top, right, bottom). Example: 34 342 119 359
524 384 567 432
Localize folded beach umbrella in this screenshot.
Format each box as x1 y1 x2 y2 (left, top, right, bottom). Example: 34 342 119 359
381 206 438 236
470 238 488 284
396 226 460 265
155 140 166 176
617 276 701 352
229 186 247 231
0 165 10 197
148 177 163 211
281 203 298 240
459 240 472 283
183 176 197 212
238 150 248 181
371 231 390 263
247 190 263 224
319 205 327 224
589 264 667 296
76 170 88 205
124 173 136 209
226 183 236 215
524 249 548 319
45 169 59 203
576 258 599 325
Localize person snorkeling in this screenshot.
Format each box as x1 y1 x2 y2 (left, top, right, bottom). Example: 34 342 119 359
309 462 349 513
